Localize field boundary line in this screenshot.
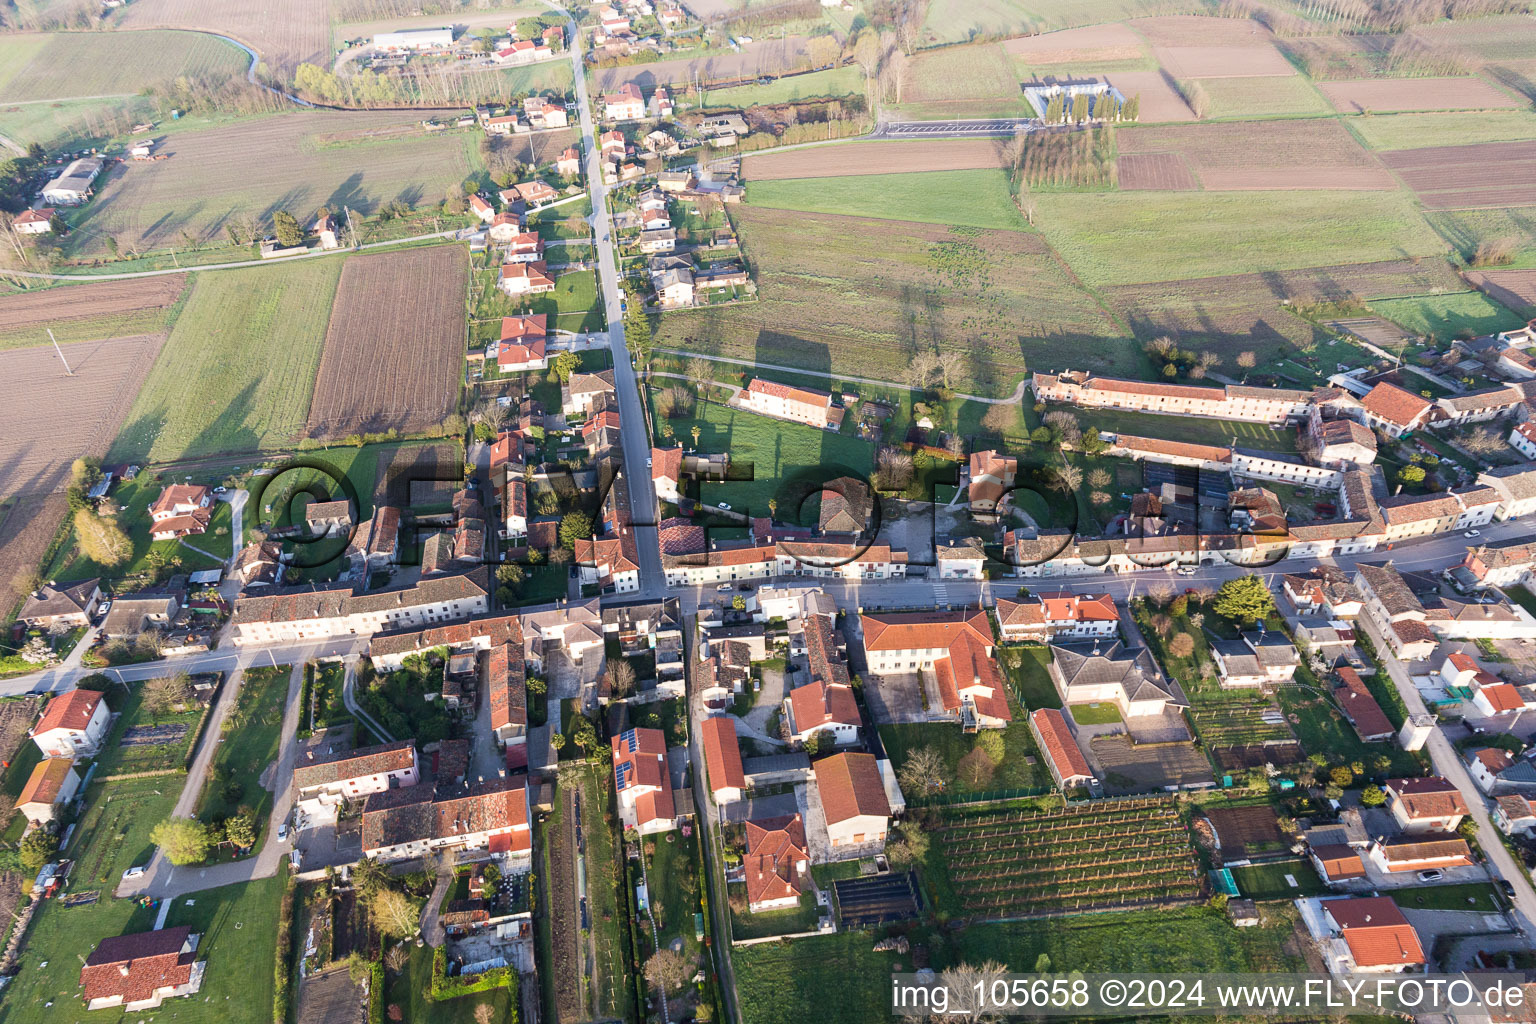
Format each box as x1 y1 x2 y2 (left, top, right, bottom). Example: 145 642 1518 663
652 347 1027 404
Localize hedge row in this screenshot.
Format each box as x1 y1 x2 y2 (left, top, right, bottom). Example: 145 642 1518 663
429 946 518 1006
368 961 385 1024
273 879 296 1024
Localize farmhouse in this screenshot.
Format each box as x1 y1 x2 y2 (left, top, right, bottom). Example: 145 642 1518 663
1496 794 1536 836
347 506 402 573
701 714 746 804
612 727 677 834
42 157 104 206
79 927 204 1011
738 378 844 430
860 608 1010 729
994 592 1118 643
1384 777 1467 833
1319 898 1424 973
1032 371 1310 425
1283 566 1364 618
651 445 683 503
148 483 213 540
1358 382 1433 438
470 194 495 222
743 814 810 912
497 260 555 296
1460 539 1536 588
1353 563 1437 662
814 751 890 856
1309 844 1366 884
18 578 102 630
362 776 531 863
574 527 641 593
16 756 81 824
294 740 420 820
638 228 677 253
100 587 183 638
967 449 1017 513
304 499 352 537
783 681 861 748
652 265 695 307
1314 419 1378 468
505 231 544 263
524 95 568 129
31 688 109 757
1030 708 1096 792
1468 746 1536 795
13 208 55 234
230 567 490 646
494 39 550 64
486 642 527 746
514 180 558 206
564 369 617 415
557 147 582 177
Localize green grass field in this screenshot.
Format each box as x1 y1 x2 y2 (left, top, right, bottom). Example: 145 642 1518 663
1079 408 1299 452
0 30 248 102
196 665 290 838
50 471 232 582
1230 859 1328 900
1426 206 1536 268
1067 701 1122 725
649 391 873 515
921 0 1168 43
702 65 865 107
0 34 49 96
734 931 902 1024
1348 110 1536 151
747 169 1029 231
1370 291 1527 340
1001 645 1062 710
1034 190 1448 286
67 774 181 887
1199 75 1331 118
108 260 343 463
1391 882 1500 913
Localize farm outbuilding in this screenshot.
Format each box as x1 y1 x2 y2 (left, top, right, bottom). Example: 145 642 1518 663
373 27 453 51
42 157 105 206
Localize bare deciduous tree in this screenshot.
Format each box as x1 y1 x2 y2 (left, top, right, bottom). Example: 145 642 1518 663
897 746 947 794
607 659 637 697
935 350 964 390
906 350 939 391
644 949 693 993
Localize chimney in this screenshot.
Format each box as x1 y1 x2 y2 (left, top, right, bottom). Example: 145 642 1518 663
119 965 131 977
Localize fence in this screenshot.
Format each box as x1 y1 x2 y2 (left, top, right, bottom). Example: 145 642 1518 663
908 785 1052 809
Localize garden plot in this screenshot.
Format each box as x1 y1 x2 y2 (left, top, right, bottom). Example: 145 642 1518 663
1117 152 1198 191
936 799 1201 917
1088 734 1214 794
1203 804 1286 861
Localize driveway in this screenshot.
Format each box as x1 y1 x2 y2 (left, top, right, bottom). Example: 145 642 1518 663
117 656 311 898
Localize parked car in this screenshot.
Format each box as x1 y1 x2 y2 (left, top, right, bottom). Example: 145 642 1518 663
1464 529 1481 538
1177 566 1197 576
122 866 145 880
716 583 732 592
1417 869 1444 882
717 502 731 511
1500 879 1516 898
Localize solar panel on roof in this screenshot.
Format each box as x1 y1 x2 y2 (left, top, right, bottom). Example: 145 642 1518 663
620 728 638 752
615 762 632 789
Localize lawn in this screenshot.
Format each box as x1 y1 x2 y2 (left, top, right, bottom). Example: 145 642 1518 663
0 30 248 102
946 904 1308 973
1370 291 1527 341
196 665 291 836
1275 676 1422 776
999 645 1062 710
0 894 155 1024
304 661 351 734
1067 701 1122 725
65 774 182 887
1078 407 1299 452
1230 859 1328 900
1425 206 1536 269
651 391 873 517
702 65 865 107
1391 882 1500 913
1508 586 1536 620
1198 75 1332 119
877 713 1050 797
640 827 705 969
576 766 635 1022
471 266 605 338
50 471 233 582
734 930 903 1024
528 197 593 240
747 169 1030 231
388 943 516 1024
1033 190 1449 287
358 657 457 746
729 889 819 940
93 680 207 776
1348 110 1536 151
108 260 344 463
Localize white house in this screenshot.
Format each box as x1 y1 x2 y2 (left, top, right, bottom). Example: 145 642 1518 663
294 740 420 821
31 688 109 757
16 756 81 824
814 752 890 857
782 681 860 747
1383 777 1467 833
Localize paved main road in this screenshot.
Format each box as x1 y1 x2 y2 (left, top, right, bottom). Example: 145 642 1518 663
877 118 1038 138
555 0 666 598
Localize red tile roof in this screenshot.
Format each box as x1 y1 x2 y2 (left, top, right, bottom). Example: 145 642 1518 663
486 642 526 733
815 751 889 825
80 927 195 1005
744 814 808 906
1478 680 1525 713
701 715 745 795
18 756 76 807
293 740 415 791
612 726 674 827
1083 375 1226 402
933 632 1011 723
149 483 210 517
1361 382 1432 428
34 688 102 737
1030 708 1092 782
500 314 546 342
745 377 833 408
788 681 860 734
1321 897 1424 968
860 608 993 654
1115 433 1232 463
1311 844 1366 881
1334 667 1393 740
1387 777 1468 819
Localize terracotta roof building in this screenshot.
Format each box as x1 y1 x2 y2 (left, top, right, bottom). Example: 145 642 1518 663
814 751 890 853
1030 709 1096 791
1360 382 1433 436
1384 777 1468 833
1334 667 1393 743
16 756 81 824
1320 897 1424 972
743 814 809 911
1309 844 1366 883
32 688 109 757
362 776 530 862
701 715 746 803
294 740 419 819
612 727 676 834
80 927 202 1010
783 681 861 748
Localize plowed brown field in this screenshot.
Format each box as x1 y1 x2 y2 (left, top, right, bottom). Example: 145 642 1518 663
1319 76 1521 113
0 492 67 613
1133 15 1294 77
0 333 167 499
1118 152 1198 190
1468 269 1536 316
306 246 467 440
1118 119 1395 190
0 275 186 349
1380 140 1536 209
1004 23 1146 65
